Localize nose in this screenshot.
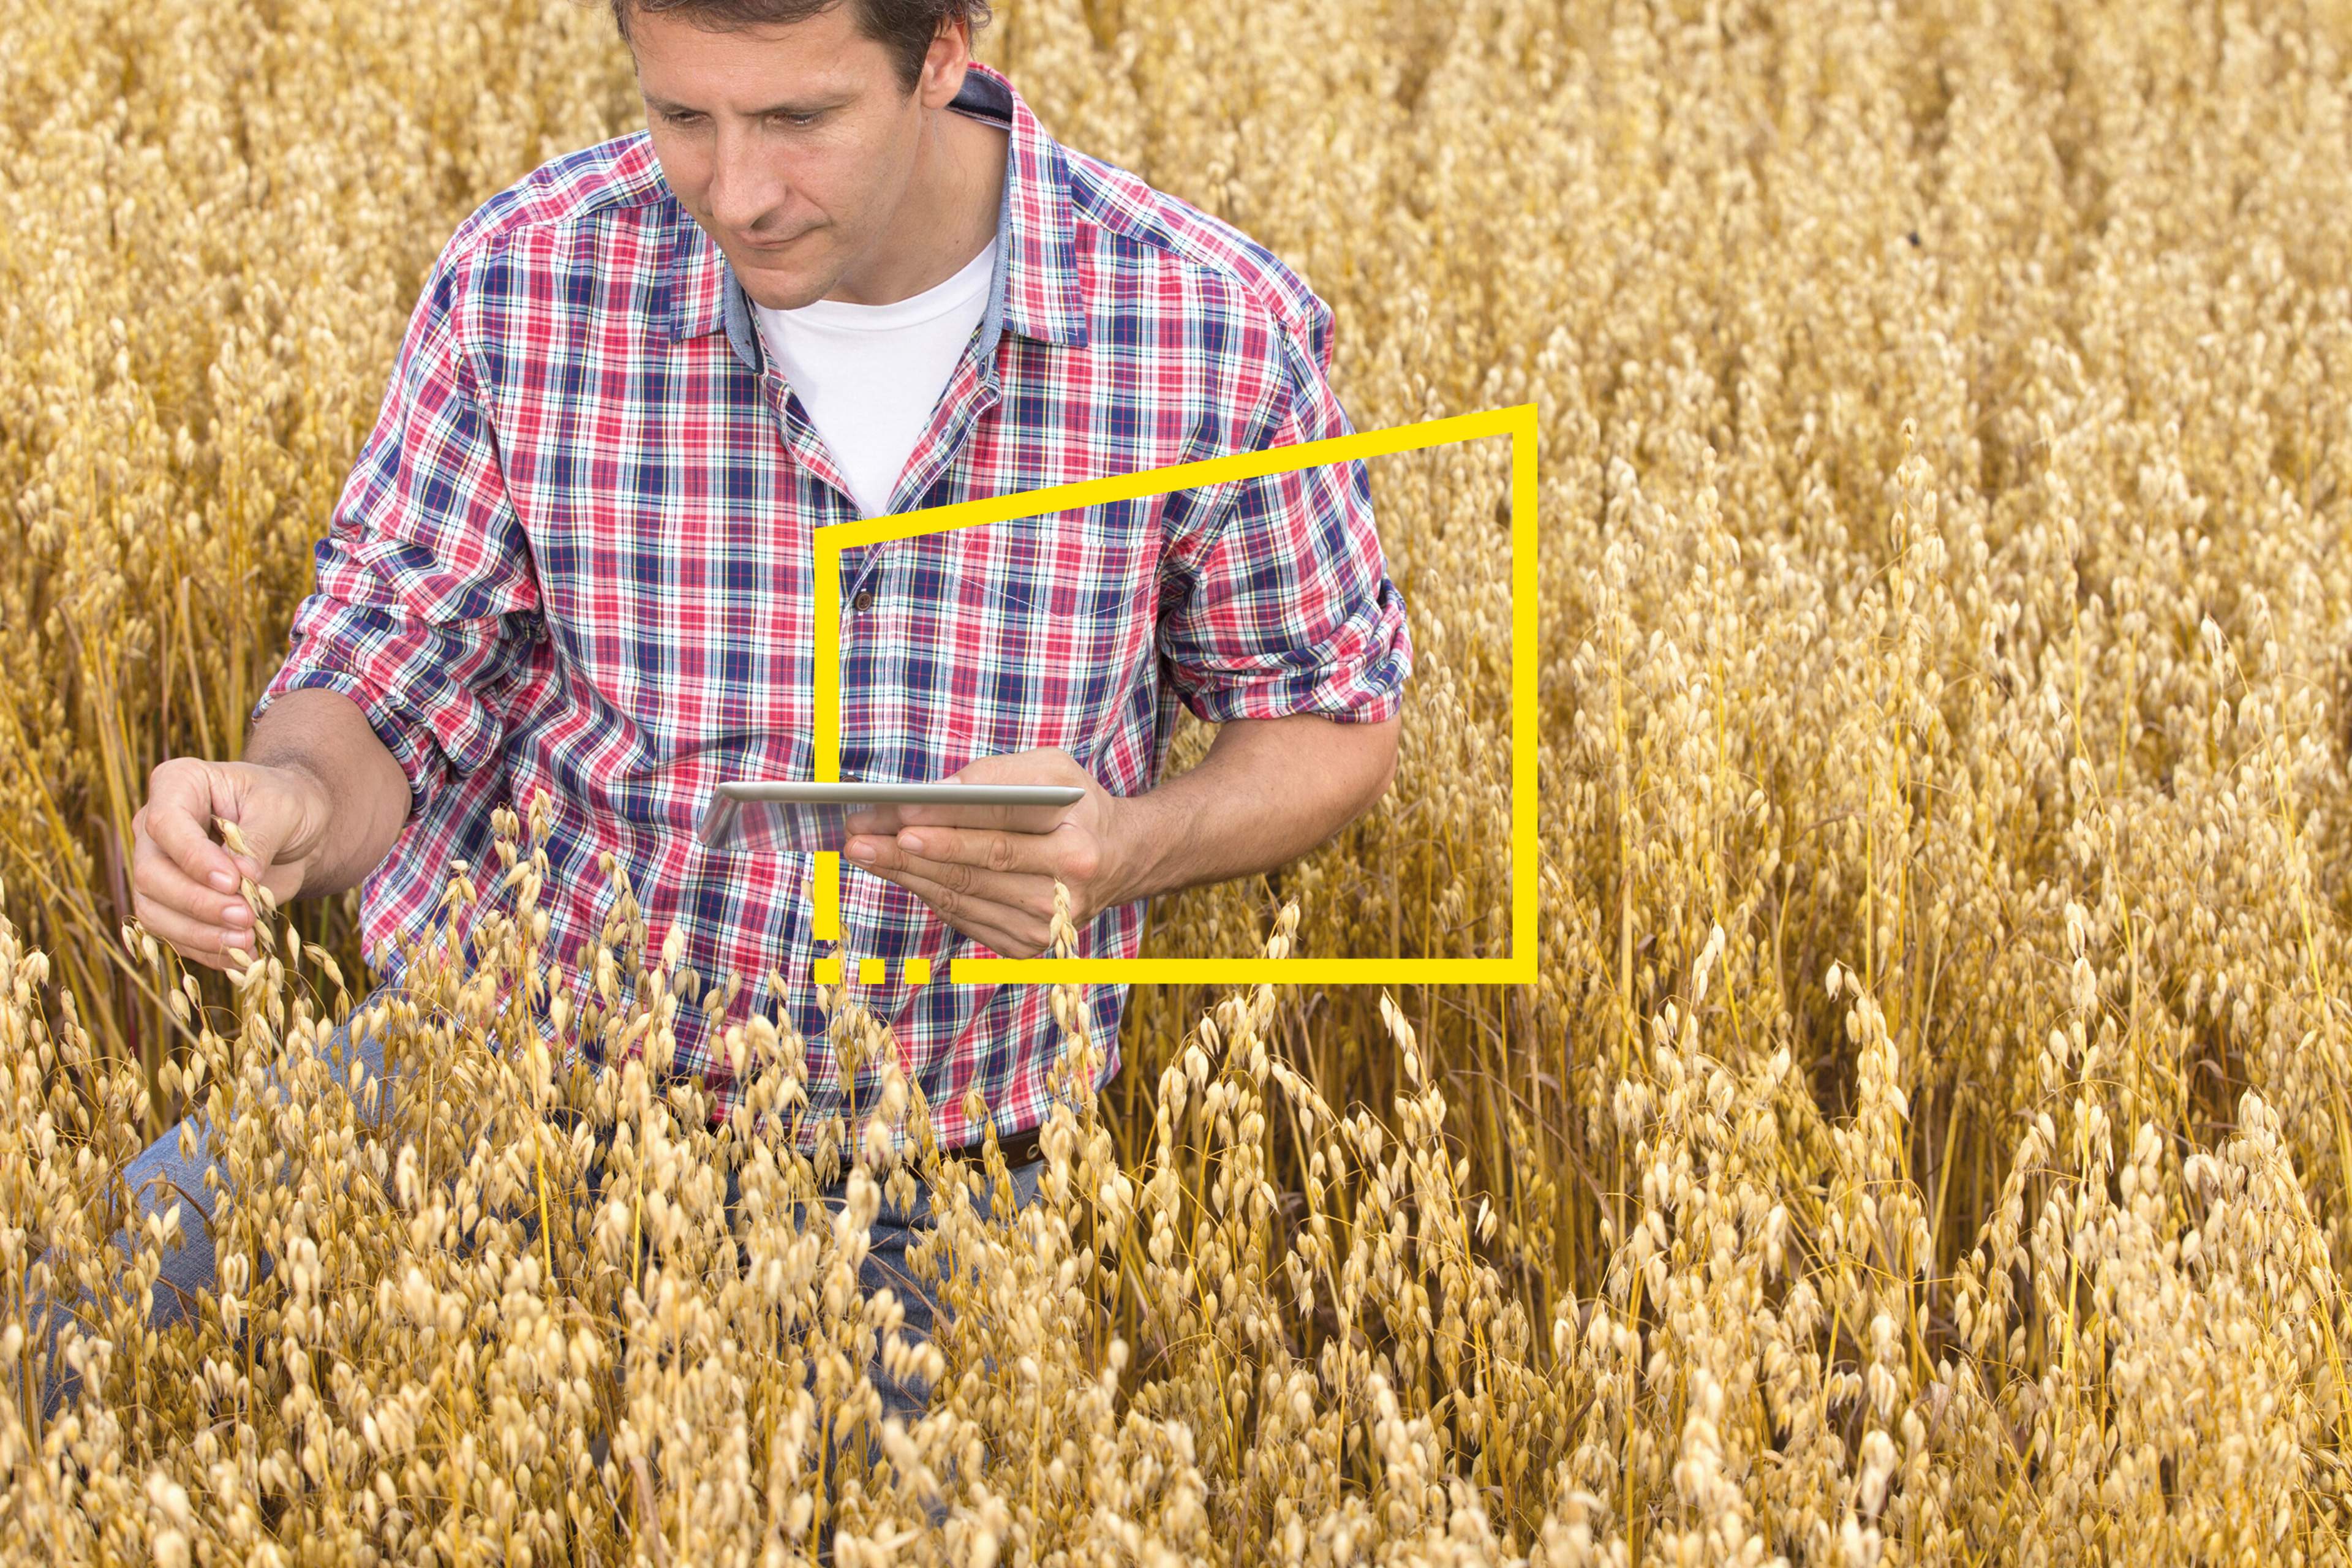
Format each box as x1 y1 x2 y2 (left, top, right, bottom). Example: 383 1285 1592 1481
705 122 785 238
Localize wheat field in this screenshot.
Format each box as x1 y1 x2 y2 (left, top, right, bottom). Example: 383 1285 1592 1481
5 0 2352 1561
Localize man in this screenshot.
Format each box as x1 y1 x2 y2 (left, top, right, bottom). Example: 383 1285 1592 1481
110 0 1409 1412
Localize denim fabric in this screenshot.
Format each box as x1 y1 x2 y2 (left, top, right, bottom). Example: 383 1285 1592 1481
729 1140 1049 1422
26 1000 397 1420
29 982 1046 1429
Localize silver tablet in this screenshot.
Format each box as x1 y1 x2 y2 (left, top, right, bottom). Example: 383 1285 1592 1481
697 780 1087 853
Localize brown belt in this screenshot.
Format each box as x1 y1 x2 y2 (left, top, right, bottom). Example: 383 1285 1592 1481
964 1125 1046 1169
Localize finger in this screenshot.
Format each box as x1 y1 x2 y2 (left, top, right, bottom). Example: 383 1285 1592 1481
845 837 1057 915
848 854 1023 924
141 763 243 892
132 831 255 934
902 824 1039 873
211 772 309 884
846 825 1052 879
853 862 1048 958
941 748 1073 788
907 824 1104 894
840 804 907 838
893 798 1072 834
130 888 248 973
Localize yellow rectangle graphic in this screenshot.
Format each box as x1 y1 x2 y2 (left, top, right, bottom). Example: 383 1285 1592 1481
810 402 1538 987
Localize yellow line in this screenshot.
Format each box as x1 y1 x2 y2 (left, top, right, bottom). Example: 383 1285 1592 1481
821 404 1531 551
1509 402 1539 971
815 851 840 944
813 535 842 944
948 957 1539 985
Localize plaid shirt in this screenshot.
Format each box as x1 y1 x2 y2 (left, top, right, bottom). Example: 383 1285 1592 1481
254 62 1411 1149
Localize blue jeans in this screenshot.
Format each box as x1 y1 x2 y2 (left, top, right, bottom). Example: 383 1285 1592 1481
32 983 1045 1426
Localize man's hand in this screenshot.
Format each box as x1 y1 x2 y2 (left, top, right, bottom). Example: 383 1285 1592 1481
130 758 336 971
842 749 1128 959
841 714 1401 961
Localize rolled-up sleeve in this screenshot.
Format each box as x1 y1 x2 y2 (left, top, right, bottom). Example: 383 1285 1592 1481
251 241 540 813
1156 311 1412 725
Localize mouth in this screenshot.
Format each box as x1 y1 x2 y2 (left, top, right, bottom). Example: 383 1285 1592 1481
739 229 810 254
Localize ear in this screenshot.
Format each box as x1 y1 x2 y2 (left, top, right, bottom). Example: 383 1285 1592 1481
916 20 972 109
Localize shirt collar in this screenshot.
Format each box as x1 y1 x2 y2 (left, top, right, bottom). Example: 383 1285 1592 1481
662 60 1088 367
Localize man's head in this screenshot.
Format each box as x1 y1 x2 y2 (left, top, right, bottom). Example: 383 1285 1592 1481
611 0 1000 310
609 0 992 97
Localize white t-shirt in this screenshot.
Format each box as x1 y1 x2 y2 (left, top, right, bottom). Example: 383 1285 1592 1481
752 238 996 518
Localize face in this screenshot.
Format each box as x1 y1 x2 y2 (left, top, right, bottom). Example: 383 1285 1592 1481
628 4 970 309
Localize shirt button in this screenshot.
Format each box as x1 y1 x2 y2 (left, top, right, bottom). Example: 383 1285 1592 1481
851 587 874 612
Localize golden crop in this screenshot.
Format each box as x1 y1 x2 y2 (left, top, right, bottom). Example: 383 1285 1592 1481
5 0 2352 1561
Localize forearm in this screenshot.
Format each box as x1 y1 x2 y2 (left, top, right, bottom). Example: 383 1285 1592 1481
1110 712 1401 905
241 688 413 897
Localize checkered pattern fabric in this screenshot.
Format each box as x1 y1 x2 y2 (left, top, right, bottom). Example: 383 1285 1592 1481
254 62 1412 1148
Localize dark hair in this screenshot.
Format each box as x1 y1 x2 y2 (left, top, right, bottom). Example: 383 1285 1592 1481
607 0 995 96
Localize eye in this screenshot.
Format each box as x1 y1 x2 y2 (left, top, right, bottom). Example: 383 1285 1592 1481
774 111 821 127
659 108 704 126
